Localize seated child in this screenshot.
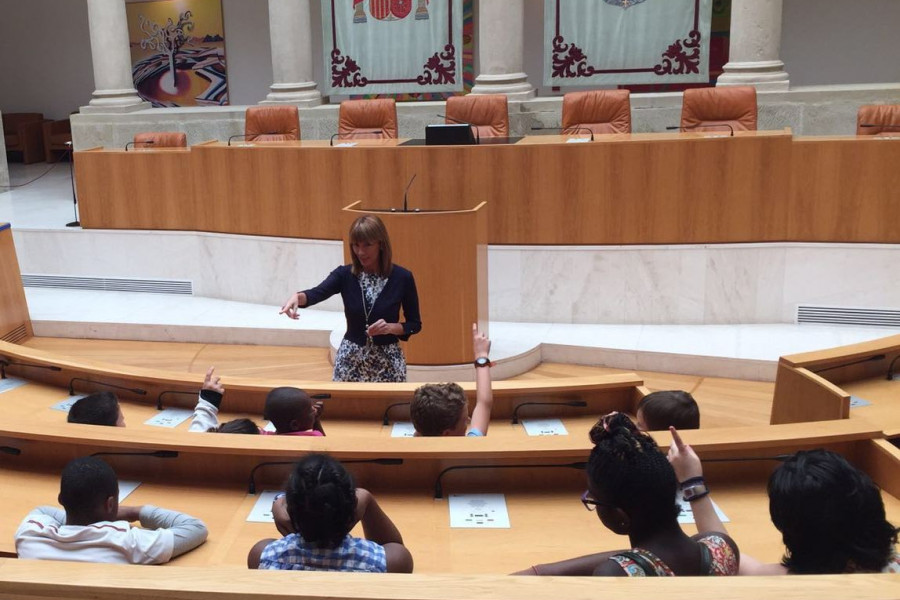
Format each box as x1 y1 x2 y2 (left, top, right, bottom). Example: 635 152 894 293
409 324 493 436
261 387 325 437
635 390 700 431
247 453 413 573
186 367 261 434
67 391 125 427
15 456 207 564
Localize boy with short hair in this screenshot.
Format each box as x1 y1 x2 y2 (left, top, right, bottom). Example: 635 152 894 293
410 324 493 437
15 456 207 564
67 391 125 427
262 387 325 436
635 390 700 431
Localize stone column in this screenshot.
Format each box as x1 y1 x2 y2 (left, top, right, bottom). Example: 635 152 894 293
82 0 150 113
471 0 535 98
261 0 322 106
717 0 790 90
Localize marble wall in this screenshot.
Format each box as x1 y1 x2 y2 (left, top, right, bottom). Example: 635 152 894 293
13 228 900 325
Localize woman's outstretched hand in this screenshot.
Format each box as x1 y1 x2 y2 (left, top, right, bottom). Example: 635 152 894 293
279 293 302 320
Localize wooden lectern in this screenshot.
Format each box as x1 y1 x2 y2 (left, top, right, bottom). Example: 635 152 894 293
342 202 488 366
0 224 33 343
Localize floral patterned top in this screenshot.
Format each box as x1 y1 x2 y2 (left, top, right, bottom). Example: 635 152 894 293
607 534 738 576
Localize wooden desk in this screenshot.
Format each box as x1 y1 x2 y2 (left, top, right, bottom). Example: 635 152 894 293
84 130 900 245
0 224 32 344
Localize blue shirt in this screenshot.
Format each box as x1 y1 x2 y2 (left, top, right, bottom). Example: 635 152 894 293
259 533 387 573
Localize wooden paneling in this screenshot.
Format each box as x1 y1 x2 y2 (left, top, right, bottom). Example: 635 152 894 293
75 147 195 230
76 131 900 245
770 363 850 425
0 224 32 342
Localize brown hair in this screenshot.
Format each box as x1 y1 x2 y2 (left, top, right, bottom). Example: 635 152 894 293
410 383 467 436
637 390 700 431
349 214 393 276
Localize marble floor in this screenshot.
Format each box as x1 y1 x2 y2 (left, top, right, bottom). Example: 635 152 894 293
4 162 899 382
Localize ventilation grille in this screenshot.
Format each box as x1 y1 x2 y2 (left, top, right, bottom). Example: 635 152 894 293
1 324 28 343
21 274 193 295
797 305 900 328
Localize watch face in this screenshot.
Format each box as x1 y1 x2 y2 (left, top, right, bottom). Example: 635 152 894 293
474 357 490 367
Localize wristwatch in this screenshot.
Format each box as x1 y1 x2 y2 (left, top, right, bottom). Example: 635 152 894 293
474 356 492 368
682 483 709 502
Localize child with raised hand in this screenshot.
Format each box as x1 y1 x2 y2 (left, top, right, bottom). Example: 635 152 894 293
247 453 413 573
668 426 900 575
15 456 207 564
189 366 261 434
520 413 738 576
409 323 493 436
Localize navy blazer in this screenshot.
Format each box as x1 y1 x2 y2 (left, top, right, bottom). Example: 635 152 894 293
301 264 422 347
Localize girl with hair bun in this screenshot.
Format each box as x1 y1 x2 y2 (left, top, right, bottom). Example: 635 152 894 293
521 413 739 576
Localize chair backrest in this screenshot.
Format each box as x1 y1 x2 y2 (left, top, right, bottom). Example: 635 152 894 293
856 105 900 136
2 113 43 129
339 99 398 140
133 132 187 148
244 106 300 142
680 86 757 133
562 90 632 135
445 95 509 138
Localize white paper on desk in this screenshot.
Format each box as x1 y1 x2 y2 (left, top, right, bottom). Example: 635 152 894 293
118 480 141 502
849 395 872 408
51 395 85 412
565 137 591 144
335 142 357 147
521 418 568 436
677 497 730 524
391 422 416 437
247 490 281 523
448 493 510 528
262 421 277 433
0 377 27 394
144 408 193 428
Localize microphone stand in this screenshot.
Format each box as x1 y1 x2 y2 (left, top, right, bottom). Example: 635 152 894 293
666 123 735 137
65 142 80 227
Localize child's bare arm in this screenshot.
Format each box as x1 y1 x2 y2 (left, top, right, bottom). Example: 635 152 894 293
469 324 493 436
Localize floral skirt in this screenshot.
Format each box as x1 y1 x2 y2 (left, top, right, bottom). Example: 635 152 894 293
332 339 407 382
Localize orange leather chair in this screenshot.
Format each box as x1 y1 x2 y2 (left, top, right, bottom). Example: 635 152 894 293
562 90 631 135
3 112 46 163
43 118 72 162
680 86 757 133
445 95 509 138
133 132 188 147
339 99 398 140
244 106 300 142
856 105 900 135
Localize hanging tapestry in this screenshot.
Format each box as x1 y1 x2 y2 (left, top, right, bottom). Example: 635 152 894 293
544 0 712 86
126 0 228 107
323 0 464 95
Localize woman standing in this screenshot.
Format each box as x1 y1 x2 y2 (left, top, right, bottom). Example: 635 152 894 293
280 214 421 382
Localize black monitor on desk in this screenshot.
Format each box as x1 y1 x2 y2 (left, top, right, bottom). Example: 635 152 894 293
425 124 477 146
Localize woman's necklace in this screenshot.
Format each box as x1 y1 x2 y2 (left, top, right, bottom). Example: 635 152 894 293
360 277 374 347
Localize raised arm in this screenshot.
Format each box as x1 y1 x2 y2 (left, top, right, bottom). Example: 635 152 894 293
189 366 224 432
667 427 729 535
355 488 413 573
469 324 493 436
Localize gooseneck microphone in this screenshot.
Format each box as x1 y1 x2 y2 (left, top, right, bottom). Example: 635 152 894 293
381 402 411 426
860 124 900 133
437 114 480 144
667 123 735 137
330 130 385 146
68 377 147 397
530 125 595 141
248 457 403 494
124 140 156 151
403 174 417 212
228 133 277 146
510 400 588 425
0 359 62 379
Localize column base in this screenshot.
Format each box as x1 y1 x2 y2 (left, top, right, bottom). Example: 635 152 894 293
717 61 790 91
82 89 151 114
471 72 536 99
261 82 323 107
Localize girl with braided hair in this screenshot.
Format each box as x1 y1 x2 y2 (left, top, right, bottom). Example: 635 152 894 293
247 454 413 572
520 413 738 576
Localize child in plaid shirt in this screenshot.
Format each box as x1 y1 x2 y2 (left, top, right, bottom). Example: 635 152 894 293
247 454 413 573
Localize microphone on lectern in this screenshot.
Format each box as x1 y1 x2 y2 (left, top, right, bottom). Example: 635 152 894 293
860 124 900 132
124 140 155 151
228 133 277 146
666 123 735 137
330 130 384 146
403 174 417 212
437 114 480 144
